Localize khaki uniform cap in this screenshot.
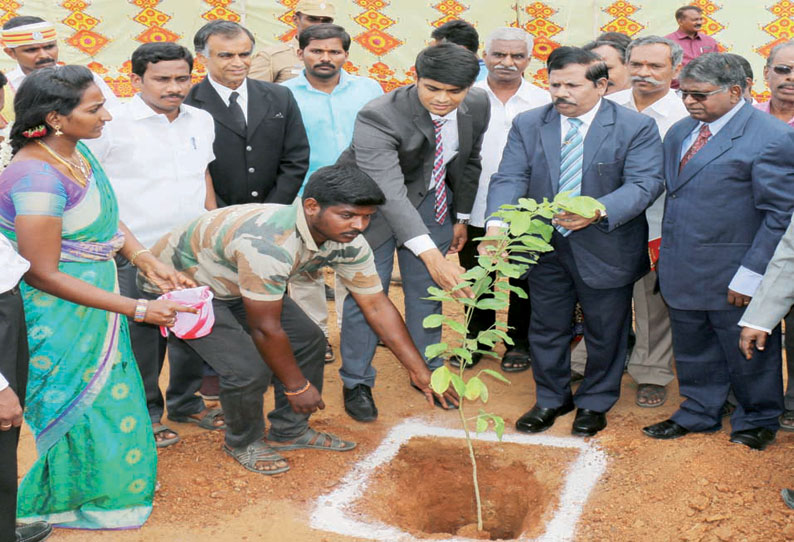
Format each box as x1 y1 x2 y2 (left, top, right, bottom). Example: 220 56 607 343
294 0 336 17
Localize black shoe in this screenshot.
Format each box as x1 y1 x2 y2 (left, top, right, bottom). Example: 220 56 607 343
410 380 455 409
325 284 335 300
449 351 482 369
515 402 574 433
16 521 52 542
501 347 531 373
343 384 378 422
730 427 776 451
642 419 691 440
571 408 607 437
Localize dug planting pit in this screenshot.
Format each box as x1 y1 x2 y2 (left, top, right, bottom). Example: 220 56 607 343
311 419 608 541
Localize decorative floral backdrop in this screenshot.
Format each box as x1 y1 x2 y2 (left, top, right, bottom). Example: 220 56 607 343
0 1 789 100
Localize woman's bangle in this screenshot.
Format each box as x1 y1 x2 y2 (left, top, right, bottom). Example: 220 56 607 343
133 299 148 323
284 380 311 396
129 248 151 267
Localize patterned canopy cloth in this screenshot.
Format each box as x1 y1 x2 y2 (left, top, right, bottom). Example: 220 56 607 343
0 143 156 529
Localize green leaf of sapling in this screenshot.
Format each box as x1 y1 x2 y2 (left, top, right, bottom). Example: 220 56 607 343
430 366 452 394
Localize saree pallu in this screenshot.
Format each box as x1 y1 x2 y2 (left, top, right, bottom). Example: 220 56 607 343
11 144 156 529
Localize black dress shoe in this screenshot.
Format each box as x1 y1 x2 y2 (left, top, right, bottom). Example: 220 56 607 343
642 419 691 439
343 384 378 422
571 408 607 437
16 521 52 542
730 427 776 450
515 402 574 433
449 351 482 369
410 380 456 409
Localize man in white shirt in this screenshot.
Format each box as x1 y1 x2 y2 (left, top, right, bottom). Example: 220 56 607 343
596 36 688 408
0 15 119 124
456 27 549 373
87 42 222 448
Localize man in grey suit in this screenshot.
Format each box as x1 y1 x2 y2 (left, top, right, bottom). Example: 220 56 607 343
336 43 489 421
644 53 794 451
483 46 665 437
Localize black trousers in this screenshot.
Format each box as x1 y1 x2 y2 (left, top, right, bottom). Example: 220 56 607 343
457 225 531 350
116 256 205 422
174 296 326 448
0 286 28 542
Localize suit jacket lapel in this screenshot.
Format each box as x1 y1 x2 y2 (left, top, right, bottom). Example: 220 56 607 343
540 107 561 194
194 78 247 137
246 78 272 140
582 100 612 177
409 86 435 187
674 104 751 191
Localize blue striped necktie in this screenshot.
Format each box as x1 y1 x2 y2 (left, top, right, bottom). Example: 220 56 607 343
556 117 584 236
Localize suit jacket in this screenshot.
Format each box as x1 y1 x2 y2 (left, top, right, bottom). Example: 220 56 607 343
336 84 490 250
486 99 665 290
185 77 309 206
658 102 794 310
741 214 794 330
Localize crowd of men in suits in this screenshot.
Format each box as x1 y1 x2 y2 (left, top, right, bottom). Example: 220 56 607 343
6 1 794 538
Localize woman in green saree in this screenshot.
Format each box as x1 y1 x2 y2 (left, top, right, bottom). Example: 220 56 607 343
0 66 196 529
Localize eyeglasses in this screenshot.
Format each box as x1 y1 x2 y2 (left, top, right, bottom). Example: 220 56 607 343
771 64 794 76
680 87 728 101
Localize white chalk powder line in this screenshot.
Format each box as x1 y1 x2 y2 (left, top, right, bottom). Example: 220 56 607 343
310 418 608 542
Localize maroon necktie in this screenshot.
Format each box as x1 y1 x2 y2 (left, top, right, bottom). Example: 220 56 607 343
679 124 711 172
432 118 448 224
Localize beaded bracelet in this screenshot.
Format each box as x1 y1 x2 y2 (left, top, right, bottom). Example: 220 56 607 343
129 248 151 267
284 379 311 396
133 299 148 323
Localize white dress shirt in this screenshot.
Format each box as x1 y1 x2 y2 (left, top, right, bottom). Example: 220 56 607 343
0 235 29 391
6 65 121 111
607 88 688 241
85 94 216 248
403 109 461 256
207 74 249 123
471 78 550 227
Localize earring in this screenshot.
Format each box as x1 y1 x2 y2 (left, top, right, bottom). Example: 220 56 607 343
54 125 63 136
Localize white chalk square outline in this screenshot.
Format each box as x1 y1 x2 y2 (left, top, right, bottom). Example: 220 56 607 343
311 418 608 542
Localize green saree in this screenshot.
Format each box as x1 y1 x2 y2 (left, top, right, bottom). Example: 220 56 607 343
0 143 157 529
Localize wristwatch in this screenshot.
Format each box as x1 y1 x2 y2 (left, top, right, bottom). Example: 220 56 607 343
456 218 470 225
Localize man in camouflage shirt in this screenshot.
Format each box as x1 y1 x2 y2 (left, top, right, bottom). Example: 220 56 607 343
142 165 456 474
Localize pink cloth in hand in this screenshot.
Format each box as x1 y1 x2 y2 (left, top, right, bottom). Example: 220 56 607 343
158 286 215 339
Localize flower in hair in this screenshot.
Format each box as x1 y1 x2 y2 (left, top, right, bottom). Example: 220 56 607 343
22 124 47 138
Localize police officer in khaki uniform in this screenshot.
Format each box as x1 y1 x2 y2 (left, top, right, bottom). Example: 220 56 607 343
249 0 335 83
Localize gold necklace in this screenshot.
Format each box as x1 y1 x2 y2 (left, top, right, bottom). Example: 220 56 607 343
35 140 91 187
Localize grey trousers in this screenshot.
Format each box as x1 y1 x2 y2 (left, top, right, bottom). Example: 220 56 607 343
175 296 326 448
116 256 205 423
627 269 674 386
339 192 453 389
0 286 27 541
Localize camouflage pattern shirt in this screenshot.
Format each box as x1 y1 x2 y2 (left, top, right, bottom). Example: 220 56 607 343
143 199 382 301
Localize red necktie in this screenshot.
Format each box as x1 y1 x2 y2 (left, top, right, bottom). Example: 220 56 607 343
432 118 448 224
679 124 711 172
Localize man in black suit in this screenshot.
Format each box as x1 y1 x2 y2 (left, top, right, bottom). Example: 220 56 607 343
336 43 489 422
186 21 309 206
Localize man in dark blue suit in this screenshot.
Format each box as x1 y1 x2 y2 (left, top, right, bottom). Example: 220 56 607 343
644 53 794 450
483 47 664 436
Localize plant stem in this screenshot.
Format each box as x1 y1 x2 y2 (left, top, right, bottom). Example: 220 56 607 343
458 399 483 531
